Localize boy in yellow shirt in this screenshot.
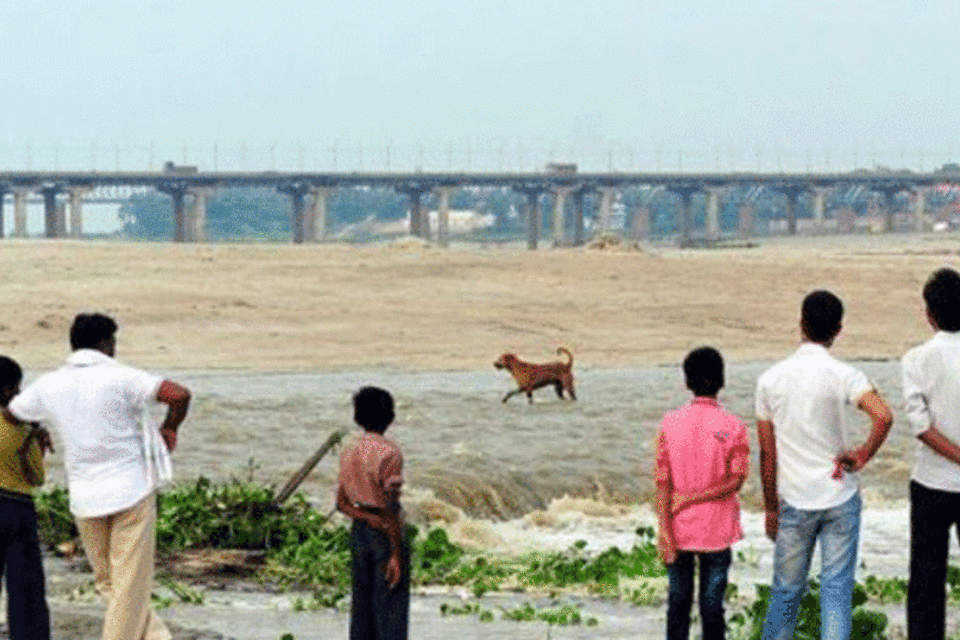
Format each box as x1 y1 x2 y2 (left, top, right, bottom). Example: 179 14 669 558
0 355 50 640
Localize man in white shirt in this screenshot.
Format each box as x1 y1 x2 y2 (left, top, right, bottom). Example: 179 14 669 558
902 267 960 640
6 313 190 640
755 290 892 640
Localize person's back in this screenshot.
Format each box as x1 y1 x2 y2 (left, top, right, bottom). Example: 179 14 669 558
756 291 892 640
902 267 960 639
0 355 50 640
756 343 867 510
656 347 748 640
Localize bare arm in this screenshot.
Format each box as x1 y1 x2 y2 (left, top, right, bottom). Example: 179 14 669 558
917 426 960 466
836 390 894 472
757 419 779 541
155 380 191 452
672 471 748 515
653 431 677 564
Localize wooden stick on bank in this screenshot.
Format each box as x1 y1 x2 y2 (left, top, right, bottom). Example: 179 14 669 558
273 428 347 506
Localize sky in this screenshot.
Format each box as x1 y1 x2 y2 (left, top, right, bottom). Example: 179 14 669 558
2 1 960 173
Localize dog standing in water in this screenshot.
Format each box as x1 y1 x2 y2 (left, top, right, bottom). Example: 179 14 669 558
494 347 576 403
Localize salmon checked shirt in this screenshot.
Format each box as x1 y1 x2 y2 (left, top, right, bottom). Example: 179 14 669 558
655 397 750 552
338 432 404 510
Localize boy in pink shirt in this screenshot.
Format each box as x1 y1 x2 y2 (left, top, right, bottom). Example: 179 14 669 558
655 346 750 640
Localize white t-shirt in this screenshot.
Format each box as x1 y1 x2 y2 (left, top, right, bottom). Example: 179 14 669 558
902 331 960 492
9 349 164 518
755 342 874 510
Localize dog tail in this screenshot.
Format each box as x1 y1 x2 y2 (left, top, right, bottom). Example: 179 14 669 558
557 347 573 366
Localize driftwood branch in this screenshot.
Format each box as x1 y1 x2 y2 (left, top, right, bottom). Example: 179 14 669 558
273 428 347 506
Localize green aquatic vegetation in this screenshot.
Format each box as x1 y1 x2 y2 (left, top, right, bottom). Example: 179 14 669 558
727 581 887 640
863 574 909 604
498 602 599 627
157 578 205 604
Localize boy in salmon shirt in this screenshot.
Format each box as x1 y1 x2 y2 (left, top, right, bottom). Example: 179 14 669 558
655 346 750 640
336 386 409 640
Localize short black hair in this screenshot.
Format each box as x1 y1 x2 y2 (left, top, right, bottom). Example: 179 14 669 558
801 290 844 344
353 386 395 434
923 268 960 332
0 356 22 389
683 346 724 397
69 313 118 351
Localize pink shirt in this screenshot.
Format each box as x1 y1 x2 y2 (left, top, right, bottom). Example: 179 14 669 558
655 398 749 551
338 432 404 509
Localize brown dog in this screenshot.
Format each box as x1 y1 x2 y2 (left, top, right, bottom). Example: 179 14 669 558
494 347 576 403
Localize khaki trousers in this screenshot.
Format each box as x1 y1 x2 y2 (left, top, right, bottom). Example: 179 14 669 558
76 493 171 640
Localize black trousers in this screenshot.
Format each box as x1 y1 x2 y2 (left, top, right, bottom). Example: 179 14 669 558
349 520 410 640
908 481 960 640
0 493 50 640
666 548 731 640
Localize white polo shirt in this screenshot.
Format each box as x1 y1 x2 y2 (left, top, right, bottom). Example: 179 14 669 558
902 331 960 493
9 349 164 518
755 342 874 510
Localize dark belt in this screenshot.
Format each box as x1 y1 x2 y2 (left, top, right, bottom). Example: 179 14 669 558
0 486 34 504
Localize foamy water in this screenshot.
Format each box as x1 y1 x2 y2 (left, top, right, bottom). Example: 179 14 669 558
33 361 915 549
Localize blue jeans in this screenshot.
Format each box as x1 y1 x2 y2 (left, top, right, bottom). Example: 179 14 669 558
667 548 732 640
762 492 861 640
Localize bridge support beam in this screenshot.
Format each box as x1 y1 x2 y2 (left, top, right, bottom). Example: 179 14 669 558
779 186 806 236
278 184 310 244
398 186 429 240
876 186 905 233
914 187 929 232
13 189 28 238
667 185 698 247
69 188 87 238
550 186 575 247
435 186 454 248
705 187 725 241
41 186 62 239
309 187 329 242
596 187 618 234
738 202 755 239
572 189 586 246
811 187 829 233
514 188 544 250
189 188 211 242
0 187 7 239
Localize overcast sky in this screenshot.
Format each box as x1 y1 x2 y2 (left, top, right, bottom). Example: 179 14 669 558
2 1 959 172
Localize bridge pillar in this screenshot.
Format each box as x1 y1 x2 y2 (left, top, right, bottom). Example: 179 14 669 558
779 186 806 235
40 186 63 239
157 184 189 242
0 186 7 239
189 188 211 242
596 186 618 234
667 185 698 247
398 186 429 239
515 188 544 250
875 186 906 233
572 189 587 246
68 188 87 238
13 189 28 238
278 184 310 244
309 187 330 242
810 187 829 233
738 202 755 239
705 187 725 241
435 186 454 248
550 185 575 246
914 187 929 232
631 205 651 242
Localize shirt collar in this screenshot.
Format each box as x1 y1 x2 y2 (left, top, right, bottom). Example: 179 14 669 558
934 330 960 342
796 341 830 356
691 397 720 408
65 349 115 367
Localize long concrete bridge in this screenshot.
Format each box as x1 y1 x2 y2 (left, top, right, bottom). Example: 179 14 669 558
0 167 955 247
